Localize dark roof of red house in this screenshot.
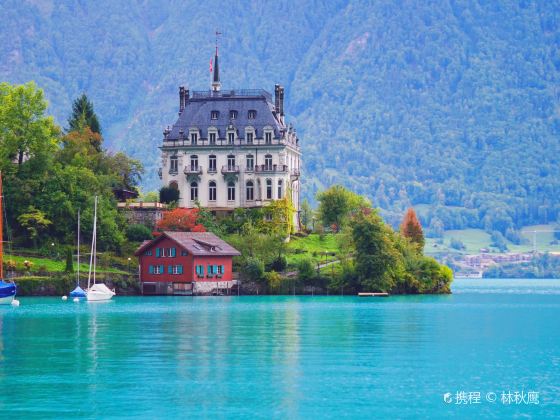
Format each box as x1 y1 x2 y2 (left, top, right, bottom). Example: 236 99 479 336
134 231 241 257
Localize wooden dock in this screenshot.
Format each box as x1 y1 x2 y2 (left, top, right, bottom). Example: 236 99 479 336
358 292 389 297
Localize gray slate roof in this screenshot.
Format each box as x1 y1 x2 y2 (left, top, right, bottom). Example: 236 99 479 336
166 92 285 140
135 231 241 257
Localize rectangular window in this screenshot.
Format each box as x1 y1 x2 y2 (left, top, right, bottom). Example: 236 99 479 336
154 265 162 274
191 133 198 145
265 132 272 144
209 133 216 145
172 265 181 274
217 265 225 276
149 265 154 274
246 132 253 144
171 248 176 257
181 250 188 256
209 156 217 172
156 248 161 257
228 132 235 144
145 250 152 256
246 155 254 170
207 264 214 276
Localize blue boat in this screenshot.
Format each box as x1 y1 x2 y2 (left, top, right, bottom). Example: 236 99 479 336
69 286 87 298
0 280 16 305
0 173 16 305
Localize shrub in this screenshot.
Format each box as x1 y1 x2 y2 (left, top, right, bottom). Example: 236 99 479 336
126 224 153 242
449 238 466 250
242 257 265 282
297 257 316 283
265 270 282 292
267 255 287 272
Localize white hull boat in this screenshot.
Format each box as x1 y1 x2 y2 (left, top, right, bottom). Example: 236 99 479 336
86 196 115 302
87 283 115 301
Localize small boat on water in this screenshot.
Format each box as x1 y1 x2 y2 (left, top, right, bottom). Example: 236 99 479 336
69 209 86 299
86 196 115 301
0 172 16 305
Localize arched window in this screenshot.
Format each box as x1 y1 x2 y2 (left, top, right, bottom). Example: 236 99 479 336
209 181 217 201
265 154 272 170
246 181 254 201
190 182 198 201
266 179 272 200
227 181 236 201
169 155 178 173
208 155 217 172
277 179 283 199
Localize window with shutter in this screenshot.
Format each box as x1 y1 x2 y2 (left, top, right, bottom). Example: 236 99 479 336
149 265 154 274
156 248 160 257
171 248 176 257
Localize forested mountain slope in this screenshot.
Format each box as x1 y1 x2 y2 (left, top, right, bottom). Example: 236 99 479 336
1 0 559 234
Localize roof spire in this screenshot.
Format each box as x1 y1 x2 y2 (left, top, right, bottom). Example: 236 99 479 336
212 30 222 92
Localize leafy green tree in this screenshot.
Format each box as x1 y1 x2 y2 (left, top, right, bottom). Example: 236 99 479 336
265 270 282 293
159 186 180 204
0 82 60 169
67 93 101 136
300 198 313 229
352 209 398 292
17 206 52 246
317 185 369 232
126 224 152 242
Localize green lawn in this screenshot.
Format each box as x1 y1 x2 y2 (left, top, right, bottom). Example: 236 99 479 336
425 224 560 255
7 255 128 274
287 233 342 267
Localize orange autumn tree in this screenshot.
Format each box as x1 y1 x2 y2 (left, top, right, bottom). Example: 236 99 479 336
156 208 206 232
400 207 425 251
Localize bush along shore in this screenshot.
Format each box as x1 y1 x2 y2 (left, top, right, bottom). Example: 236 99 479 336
12 273 139 297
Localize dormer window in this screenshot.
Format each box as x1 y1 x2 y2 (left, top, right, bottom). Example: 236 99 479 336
211 110 219 120
248 110 257 119
228 132 235 144
191 132 198 145
230 110 238 120
265 131 272 144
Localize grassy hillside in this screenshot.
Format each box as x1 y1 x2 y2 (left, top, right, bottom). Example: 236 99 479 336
2 0 559 233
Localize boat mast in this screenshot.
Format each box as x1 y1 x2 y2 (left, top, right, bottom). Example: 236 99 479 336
77 209 80 286
0 171 3 280
93 196 97 285
87 196 98 289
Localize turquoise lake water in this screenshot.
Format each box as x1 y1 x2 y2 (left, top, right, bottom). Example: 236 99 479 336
1 279 559 419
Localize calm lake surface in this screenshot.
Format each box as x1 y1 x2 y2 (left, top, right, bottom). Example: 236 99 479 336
1 279 559 419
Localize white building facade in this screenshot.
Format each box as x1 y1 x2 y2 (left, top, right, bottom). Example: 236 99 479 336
159 50 301 228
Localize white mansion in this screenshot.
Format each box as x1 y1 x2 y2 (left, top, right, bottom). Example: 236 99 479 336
159 47 301 227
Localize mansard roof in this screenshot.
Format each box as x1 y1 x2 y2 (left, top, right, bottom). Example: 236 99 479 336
166 90 284 140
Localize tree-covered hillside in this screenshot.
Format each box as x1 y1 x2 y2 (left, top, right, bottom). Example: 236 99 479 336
1 0 559 235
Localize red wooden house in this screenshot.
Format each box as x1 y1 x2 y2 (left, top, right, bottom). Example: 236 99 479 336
134 231 241 295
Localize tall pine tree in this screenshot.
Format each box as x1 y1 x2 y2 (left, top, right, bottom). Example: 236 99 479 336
67 93 101 135
400 207 425 251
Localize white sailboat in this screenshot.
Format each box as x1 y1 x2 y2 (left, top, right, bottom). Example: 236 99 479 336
86 196 115 301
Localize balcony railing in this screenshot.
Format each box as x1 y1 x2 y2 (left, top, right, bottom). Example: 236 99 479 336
291 168 301 178
254 164 288 173
161 137 293 148
207 166 218 174
190 89 272 102
221 165 240 174
183 165 202 175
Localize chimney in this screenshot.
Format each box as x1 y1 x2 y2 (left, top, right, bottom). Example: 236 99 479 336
179 86 185 113
279 86 285 118
274 84 280 114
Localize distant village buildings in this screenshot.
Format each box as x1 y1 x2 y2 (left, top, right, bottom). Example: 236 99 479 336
158 44 302 228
